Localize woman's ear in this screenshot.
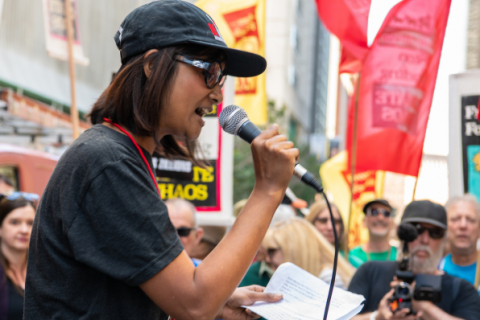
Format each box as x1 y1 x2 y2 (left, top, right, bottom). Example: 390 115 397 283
143 49 159 78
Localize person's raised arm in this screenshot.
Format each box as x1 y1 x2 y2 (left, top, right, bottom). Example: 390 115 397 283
140 124 298 320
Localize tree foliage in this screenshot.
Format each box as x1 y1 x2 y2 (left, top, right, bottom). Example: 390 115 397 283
233 102 322 206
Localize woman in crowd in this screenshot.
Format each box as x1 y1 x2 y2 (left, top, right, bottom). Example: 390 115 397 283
0 193 37 320
306 200 346 256
263 218 354 288
24 1 298 319
241 218 354 290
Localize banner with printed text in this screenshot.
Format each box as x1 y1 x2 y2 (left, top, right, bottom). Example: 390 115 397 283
320 151 385 248
41 0 89 65
196 0 267 125
153 104 223 211
461 96 480 200
346 0 451 177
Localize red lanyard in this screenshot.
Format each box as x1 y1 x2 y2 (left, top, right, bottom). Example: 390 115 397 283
103 118 161 198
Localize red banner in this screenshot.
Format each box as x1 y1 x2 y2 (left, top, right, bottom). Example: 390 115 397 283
315 0 371 73
347 0 452 177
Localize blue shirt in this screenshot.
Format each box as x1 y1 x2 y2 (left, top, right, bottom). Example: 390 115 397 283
439 254 479 292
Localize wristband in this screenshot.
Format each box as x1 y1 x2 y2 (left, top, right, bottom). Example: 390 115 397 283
370 311 378 320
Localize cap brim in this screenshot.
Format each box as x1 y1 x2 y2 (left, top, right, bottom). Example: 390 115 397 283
401 217 447 230
363 199 392 214
186 40 267 77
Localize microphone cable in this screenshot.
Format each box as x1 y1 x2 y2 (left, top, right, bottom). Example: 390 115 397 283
219 105 339 320
303 182 338 320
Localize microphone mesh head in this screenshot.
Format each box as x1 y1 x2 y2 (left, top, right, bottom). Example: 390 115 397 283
218 105 249 135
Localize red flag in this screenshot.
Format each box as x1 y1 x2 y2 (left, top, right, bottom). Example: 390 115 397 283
315 0 371 72
347 0 452 177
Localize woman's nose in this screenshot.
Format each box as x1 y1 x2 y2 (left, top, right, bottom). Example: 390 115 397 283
210 83 224 105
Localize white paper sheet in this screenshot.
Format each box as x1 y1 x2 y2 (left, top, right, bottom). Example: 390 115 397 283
245 262 365 320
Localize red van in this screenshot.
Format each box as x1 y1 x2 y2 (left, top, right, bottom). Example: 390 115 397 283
0 144 59 197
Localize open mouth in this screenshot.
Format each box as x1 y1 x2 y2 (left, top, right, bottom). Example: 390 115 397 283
195 107 212 117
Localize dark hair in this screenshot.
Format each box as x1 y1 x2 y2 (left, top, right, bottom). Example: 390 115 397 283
0 196 35 296
89 44 225 165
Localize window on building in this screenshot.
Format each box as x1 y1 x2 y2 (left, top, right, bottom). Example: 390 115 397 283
0 166 19 191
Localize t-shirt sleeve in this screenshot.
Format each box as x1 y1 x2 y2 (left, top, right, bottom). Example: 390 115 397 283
67 158 184 286
348 263 371 314
450 279 480 320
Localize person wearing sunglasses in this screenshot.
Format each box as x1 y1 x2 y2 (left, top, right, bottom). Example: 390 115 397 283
0 193 37 320
24 1 298 320
348 200 480 320
165 198 204 267
349 199 398 268
306 200 346 256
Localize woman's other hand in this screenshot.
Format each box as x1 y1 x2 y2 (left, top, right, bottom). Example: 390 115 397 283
216 285 282 320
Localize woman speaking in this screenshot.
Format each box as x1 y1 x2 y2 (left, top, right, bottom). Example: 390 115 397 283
24 1 298 319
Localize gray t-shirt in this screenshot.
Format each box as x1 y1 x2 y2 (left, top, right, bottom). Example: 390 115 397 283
24 125 183 319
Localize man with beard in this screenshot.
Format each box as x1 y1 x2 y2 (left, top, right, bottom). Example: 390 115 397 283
439 194 480 291
348 200 480 320
349 199 398 268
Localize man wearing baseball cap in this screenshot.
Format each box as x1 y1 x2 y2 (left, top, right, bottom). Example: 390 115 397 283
348 200 480 320
349 199 398 268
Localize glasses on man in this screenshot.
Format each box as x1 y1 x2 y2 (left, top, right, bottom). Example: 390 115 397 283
0 192 39 202
176 227 196 237
314 217 343 225
366 208 394 218
410 223 445 239
176 55 226 89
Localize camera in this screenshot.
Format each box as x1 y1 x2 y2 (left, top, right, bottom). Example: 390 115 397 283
388 224 442 315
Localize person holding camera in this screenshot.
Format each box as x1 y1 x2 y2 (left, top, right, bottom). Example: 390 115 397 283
348 200 480 320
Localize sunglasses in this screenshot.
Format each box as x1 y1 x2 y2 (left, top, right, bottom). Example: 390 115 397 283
315 217 343 225
176 227 196 237
410 223 445 239
0 192 39 202
176 55 226 89
267 248 280 258
367 208 394 218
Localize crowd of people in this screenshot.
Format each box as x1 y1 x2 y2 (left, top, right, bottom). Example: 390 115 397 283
3 164 480 320
1 1 479 319
162 190 480 319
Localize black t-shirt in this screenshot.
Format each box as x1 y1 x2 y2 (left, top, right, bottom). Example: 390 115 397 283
24 125 184 319
348 261 480 320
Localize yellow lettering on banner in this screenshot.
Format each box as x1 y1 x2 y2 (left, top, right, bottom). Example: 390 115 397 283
159 183 175 199
184 185 196 201
173 185 184 198
193 167 215 182
158 183 210 201
196 185 208 201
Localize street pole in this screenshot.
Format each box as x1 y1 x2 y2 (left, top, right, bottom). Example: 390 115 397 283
65 0 79 140
345 74 361 260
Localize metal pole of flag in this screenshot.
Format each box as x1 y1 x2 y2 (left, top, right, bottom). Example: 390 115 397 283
65 0 80 140
345 74 361 260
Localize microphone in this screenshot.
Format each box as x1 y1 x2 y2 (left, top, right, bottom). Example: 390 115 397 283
219 105 323 192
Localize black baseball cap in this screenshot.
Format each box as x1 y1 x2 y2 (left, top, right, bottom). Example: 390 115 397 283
114 0 267 77
401 200 447 229
363 199 392 214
